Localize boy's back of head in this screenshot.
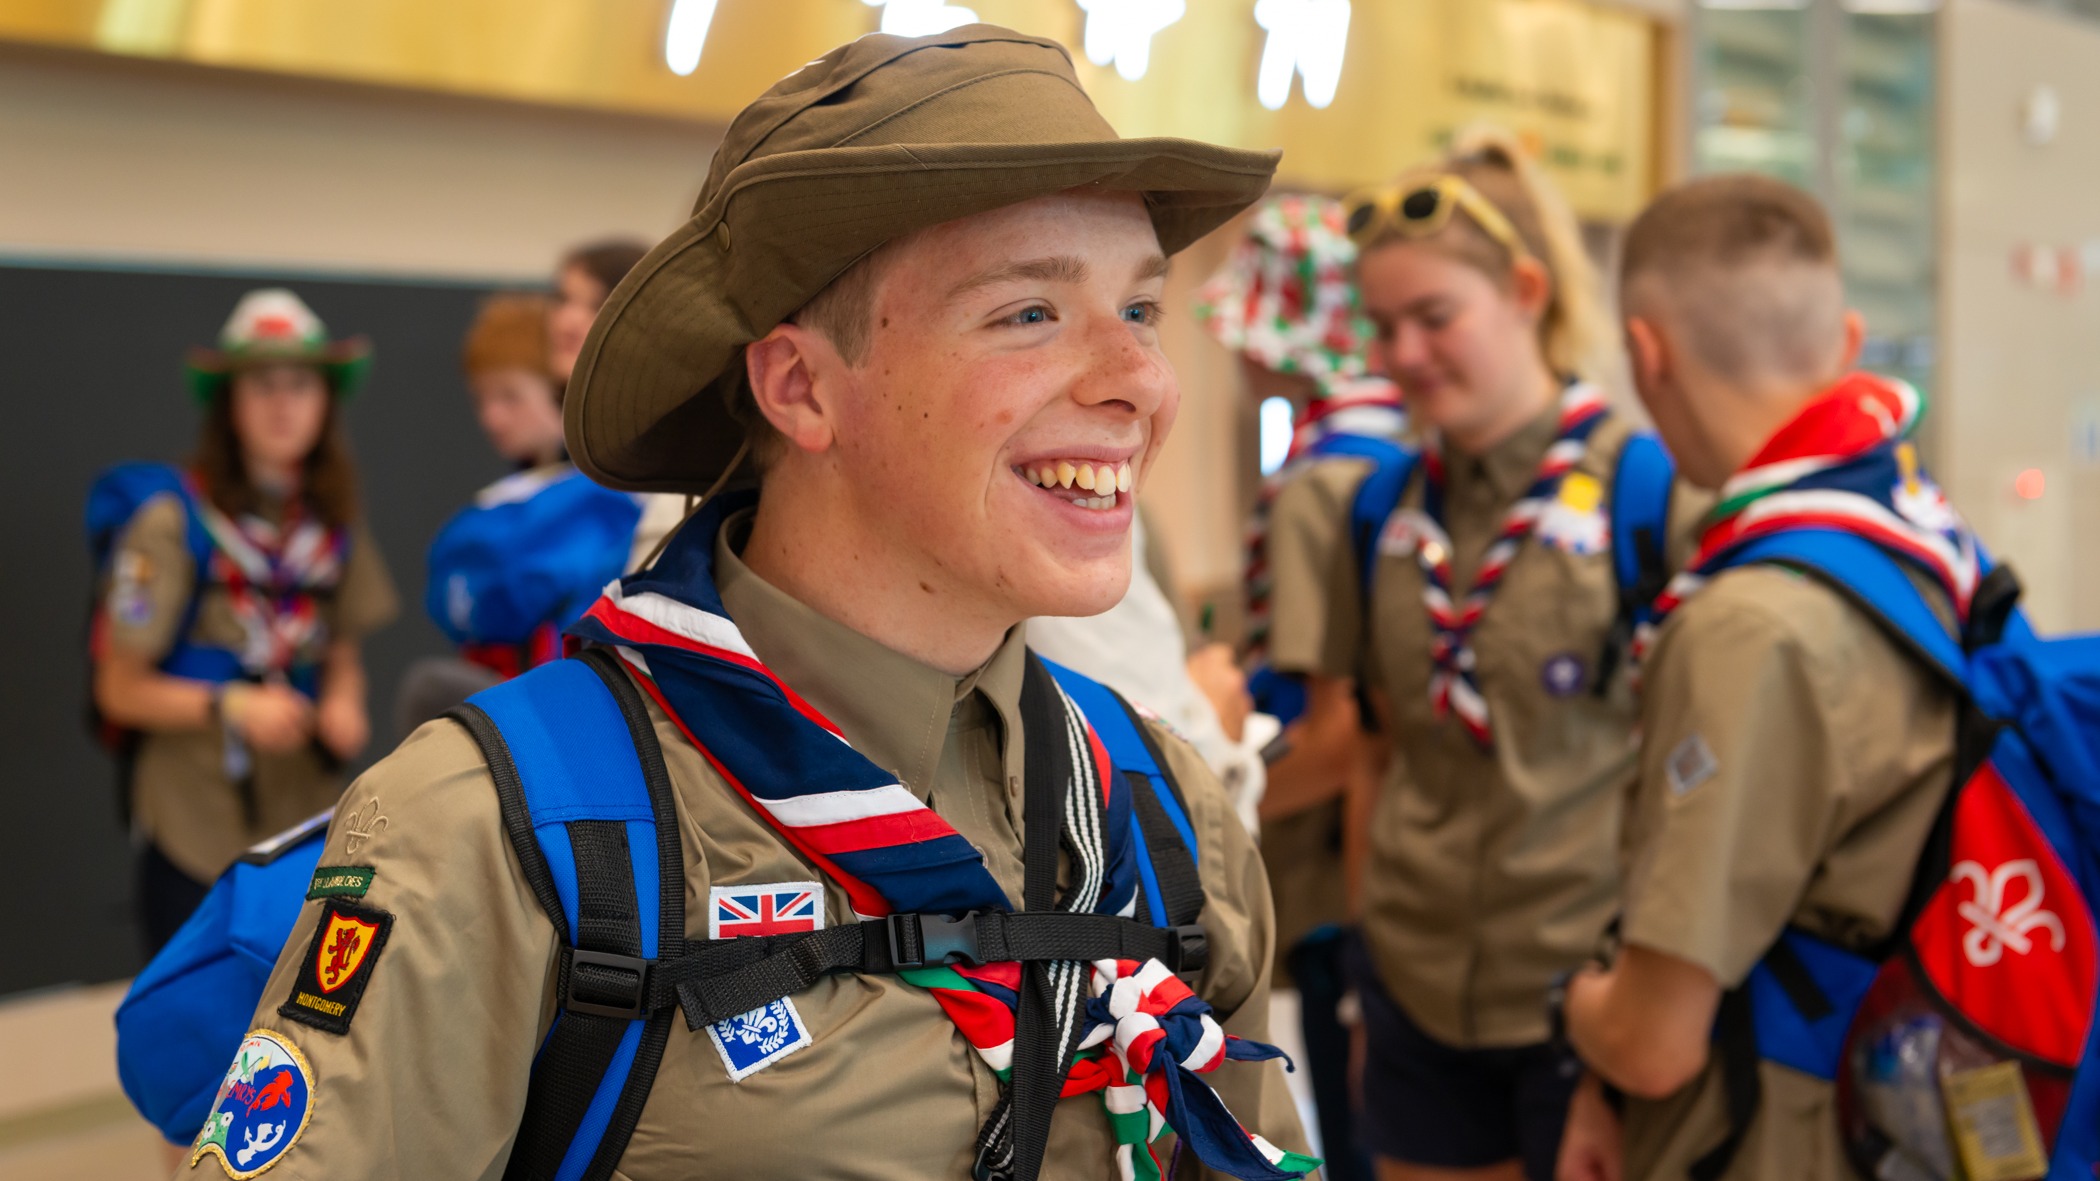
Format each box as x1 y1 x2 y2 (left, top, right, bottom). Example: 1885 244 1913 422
1621 174 1847 387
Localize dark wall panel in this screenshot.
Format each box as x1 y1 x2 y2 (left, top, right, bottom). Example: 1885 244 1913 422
0 262 513 995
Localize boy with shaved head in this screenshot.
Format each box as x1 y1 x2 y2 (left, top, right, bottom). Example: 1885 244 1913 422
180 25 1315 1181
1554 174 1965 1180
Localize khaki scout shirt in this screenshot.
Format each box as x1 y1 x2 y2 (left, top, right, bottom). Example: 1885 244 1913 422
1293 407 1706 1047
1619 566 1956 1181
107 492 398 882
1258 458 1376 977
193 515 1308 1180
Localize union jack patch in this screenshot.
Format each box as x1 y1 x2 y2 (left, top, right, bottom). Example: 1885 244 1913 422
709 881 824 939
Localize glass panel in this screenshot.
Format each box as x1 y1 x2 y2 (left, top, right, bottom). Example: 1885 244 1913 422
1694 5 1820 188
1839 9 1937 398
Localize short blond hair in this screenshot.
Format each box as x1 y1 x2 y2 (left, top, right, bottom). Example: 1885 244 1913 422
1621 174 1845 383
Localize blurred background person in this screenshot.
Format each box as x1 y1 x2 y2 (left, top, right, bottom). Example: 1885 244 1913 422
88 288 398 954
1308 131 1702 1181
1194 191 1406 1181
395 293 641 733
547 238 650 389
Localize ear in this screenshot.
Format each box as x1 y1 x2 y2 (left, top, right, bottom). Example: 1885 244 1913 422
744 322 842 456
1509 255 1554 324
1837 308 1867 371
1625 314 1669 391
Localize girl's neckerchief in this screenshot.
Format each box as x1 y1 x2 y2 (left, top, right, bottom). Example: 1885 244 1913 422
1632 373 1976 669
568 495 1317 1181
1382 381 1609 749
191 484 346 679
1244 376 1406 658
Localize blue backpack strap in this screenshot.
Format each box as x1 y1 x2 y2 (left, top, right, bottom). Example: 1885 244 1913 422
451 648 684 1181
1344 438 1421 604
1042 660 1205 930
1719 529 1968 691
1610 432 1675 605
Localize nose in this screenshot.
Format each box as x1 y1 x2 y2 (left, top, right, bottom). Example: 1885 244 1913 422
1070 309 1176 421
1382 319 1432 375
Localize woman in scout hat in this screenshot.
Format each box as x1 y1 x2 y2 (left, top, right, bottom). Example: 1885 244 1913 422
191 27 1318 1181
1194 192 1407 1181
92 287 397 953
1271 130 1706 1181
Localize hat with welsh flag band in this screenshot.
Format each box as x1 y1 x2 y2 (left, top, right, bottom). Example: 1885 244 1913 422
185 288 373 403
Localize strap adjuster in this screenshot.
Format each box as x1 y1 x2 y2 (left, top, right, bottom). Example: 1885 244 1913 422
564 948 652 1019
1165 924 1209 974
887 911 984 968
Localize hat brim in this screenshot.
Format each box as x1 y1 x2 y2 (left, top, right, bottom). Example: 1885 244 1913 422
567 137 1279 495
186 339 373 403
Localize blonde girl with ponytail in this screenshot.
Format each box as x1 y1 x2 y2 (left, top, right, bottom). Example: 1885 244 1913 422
1266 128 1705 1181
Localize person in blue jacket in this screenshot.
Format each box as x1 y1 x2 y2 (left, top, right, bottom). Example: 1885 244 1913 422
396 295 639 732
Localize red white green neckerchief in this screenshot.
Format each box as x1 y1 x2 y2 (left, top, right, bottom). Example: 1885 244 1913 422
190 485 346 679
1379 381 1610 749
1632 373 1976 670
568 495 1316 1181
1244 376 1407 657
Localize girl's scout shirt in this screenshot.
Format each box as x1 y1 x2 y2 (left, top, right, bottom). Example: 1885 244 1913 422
1616 566 1954 1181
191 510 1309 1181
106 491 398 883
1279 403 1706 1048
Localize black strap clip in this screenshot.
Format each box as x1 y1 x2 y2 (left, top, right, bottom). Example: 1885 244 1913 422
1166 923 1209 974
888 911 985 968
564 948 653 1020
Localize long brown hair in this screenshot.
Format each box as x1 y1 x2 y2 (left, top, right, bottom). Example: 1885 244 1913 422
192 381 362 528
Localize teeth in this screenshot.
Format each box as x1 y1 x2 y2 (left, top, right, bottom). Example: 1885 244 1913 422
1016 460 1137 501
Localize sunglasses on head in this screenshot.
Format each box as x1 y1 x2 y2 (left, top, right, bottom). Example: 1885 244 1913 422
1343 175 1532 265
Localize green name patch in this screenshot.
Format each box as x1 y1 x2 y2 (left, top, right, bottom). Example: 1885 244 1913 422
306 865 376 900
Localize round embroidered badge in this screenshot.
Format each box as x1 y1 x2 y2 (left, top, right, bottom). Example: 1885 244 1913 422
190 1029 314 1178
1541 652 1589 698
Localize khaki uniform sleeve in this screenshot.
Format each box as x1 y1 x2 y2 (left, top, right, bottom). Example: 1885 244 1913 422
182 719 558 1180
103 494 197 663
330 520 401 641
1147 721 1315 1175
1264 460 1370 679
1619 573 1848 986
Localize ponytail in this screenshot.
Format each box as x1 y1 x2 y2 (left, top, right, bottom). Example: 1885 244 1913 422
1377 125 1607 379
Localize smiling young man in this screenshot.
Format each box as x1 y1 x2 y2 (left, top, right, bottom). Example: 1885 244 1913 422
180 26 1313 1181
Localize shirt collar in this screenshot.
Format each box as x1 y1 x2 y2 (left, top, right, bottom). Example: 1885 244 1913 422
711 508 1028 797
1447 397 1563 501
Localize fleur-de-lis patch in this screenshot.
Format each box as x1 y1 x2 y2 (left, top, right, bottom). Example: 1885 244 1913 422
342 798 388 857
1952 858 2067 968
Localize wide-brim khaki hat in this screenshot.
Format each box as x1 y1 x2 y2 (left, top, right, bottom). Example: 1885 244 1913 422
566 24 1280 494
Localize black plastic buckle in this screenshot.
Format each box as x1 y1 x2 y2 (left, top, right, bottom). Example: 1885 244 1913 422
1165 924 1209 974
564 948 652 1019
888 911 983 968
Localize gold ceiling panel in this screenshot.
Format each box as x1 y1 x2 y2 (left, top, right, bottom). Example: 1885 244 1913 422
0 0 1660 219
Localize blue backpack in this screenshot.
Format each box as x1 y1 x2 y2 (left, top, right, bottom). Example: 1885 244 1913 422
115 809 334 1142
1688 532 2100 1181
1334 428 1678 706
425 468 642 672
116 648 1211 1178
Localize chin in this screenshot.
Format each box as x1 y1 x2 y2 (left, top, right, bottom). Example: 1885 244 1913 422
1009 550 1132 621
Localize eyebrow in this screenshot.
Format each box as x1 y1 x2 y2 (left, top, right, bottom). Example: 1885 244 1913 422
945 252 1171 302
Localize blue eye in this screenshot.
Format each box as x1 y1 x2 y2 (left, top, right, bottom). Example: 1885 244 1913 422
1005 305 1051 326
1122 301 1162 326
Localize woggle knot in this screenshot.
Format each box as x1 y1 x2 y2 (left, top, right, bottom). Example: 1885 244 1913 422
1062 959 1312 1181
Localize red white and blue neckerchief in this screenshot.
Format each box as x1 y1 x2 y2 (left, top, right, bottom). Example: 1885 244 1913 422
1381 381 1609 749
1633 373 1976 668
568 493 1315 1181
1244 376 1407 658
192 486 346 680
